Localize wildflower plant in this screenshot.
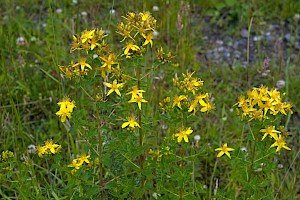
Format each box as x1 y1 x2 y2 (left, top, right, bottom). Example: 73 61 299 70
52 10 218 199
230 85 293 198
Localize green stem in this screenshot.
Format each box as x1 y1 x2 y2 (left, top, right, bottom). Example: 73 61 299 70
136 65 145 192
245 124 258 199
247 17 253 82
96 107 104 199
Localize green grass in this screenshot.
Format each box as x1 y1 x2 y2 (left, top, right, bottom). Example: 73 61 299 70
1 0 300 199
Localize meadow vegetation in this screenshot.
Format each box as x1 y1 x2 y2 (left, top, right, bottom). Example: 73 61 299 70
1 0 300 199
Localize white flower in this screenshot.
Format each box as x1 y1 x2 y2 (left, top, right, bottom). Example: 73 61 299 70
153 31 159 38
153 6 159 12
56 8 62 14
81 11 88 17
194 135 201 142
240 147 247 152
109 9 116 15
16 36 25 46
276 80 285 90
27 144 36 154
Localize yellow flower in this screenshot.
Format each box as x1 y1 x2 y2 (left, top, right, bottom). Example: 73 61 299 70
270 135 291 152
260 125 280 140
215 143 234 158
140 11 151 21
122 116 140 129
126 86 145 100
78 58 92 71
56 97 76 122
71 58 92 72
81 29 95 43
68 154 90 174
44 140 61 154
123 42 140 57
129 95 148 110
174 127 193 143
89 37 100 50
142 32 153 47
99 53 118 72
172 95 187 109
77 154 90 165
199 100 214 113
1 150 14 161
36 146 48 157
37 140 61 157
234 95 246 107
68 159 82 170
103 79 124 96
188 100 198 113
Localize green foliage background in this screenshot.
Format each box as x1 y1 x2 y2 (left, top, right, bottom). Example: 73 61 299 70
1 0 300 199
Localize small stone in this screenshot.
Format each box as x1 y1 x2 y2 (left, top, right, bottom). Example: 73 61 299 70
224 51 230 58
294 41 300 50
233 41 239 49
265 34 273 41
205 51 214 59
216 40 223 45
233 50 241 59
284 33 294 42
217 46 224 52
240 29 248 38
253 35 263 41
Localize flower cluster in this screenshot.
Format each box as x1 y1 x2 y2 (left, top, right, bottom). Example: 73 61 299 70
156 47 175 64
68 154 90 174
59 29 108 78
161 71 214 114
173 71 204 94
71 29 107 52
260 125 291 152
148 146 171 162
235 85 293 121
1 150 14 161
117 11 156 58
127 85 147 110
59 57 94 79
158 97 171 112
56 97 76 122
36 140 61 157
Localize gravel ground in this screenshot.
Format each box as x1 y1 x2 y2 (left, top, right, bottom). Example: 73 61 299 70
196 18 300 68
